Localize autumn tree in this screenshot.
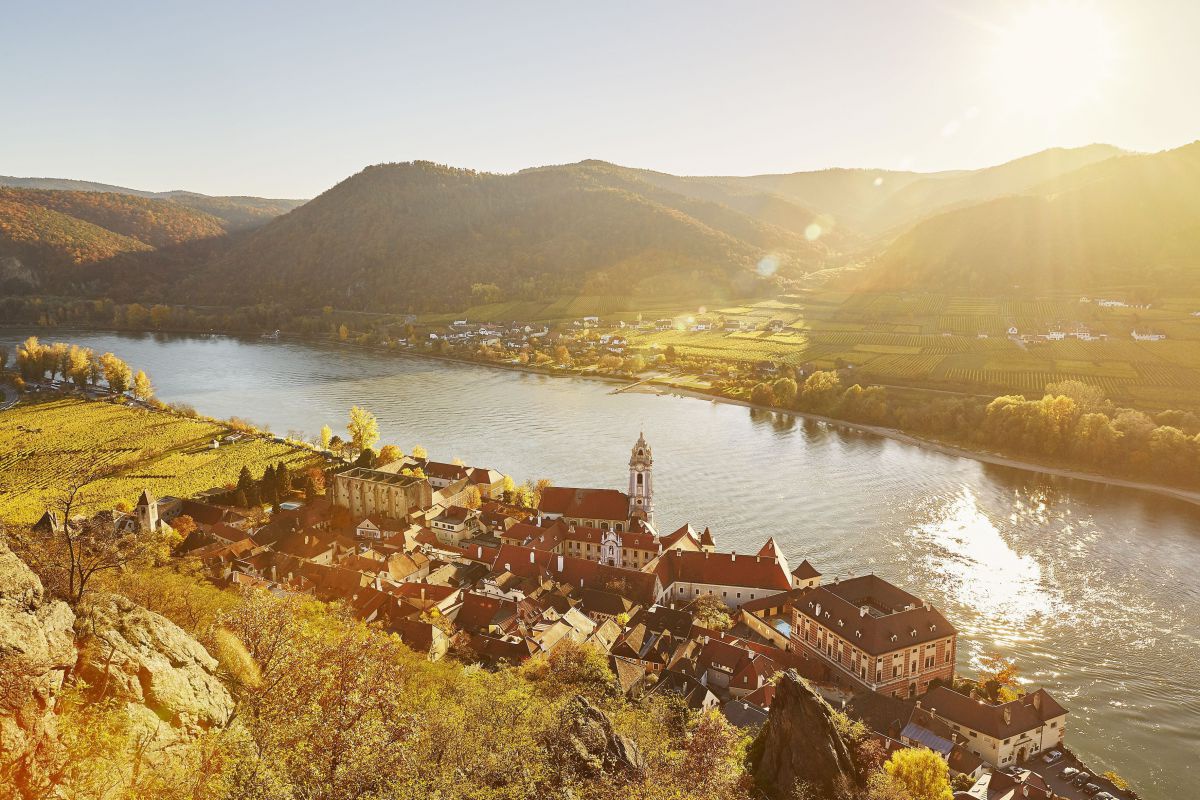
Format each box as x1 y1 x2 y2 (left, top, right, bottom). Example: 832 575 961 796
976 650 1021 703
346 406 380 456
376 444 403 466
462 485 483 509
878 746 953 800
691 593 732 631
319 424 333 450
132 370 154 401
411 444 428 460
99 352 132 394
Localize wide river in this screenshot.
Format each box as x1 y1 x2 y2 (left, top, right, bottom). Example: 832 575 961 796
5 329 1198 797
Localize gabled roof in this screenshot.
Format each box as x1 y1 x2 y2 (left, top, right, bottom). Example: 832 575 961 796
538 486 630 521
455 592 518 633
921 686 1067 740
660 523 701 551
491 544 658 604
791 575 955 655
653 549 791 593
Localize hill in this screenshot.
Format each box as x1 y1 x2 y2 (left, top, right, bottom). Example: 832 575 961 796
193 161 840 312
0 187 236 291
0 175 305 231
865 141 1200 294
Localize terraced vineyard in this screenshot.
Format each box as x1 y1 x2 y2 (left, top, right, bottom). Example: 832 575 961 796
0 395 320 524
627 290 1200 409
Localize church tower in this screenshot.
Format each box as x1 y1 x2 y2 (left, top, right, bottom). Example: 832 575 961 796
628 432 654 526
134 489 160 533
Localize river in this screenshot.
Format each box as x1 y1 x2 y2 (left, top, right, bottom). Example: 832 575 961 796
4 329 1197 798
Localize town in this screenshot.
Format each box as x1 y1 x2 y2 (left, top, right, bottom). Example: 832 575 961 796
29 430 1133 800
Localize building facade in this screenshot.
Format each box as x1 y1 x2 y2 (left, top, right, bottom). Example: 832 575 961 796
788 575 956 698
332 467 433 521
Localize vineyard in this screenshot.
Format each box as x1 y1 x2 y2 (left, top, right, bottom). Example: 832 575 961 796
623 290 1200 409
0 396 320 524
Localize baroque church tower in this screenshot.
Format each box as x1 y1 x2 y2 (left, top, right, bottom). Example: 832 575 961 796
628 432 654 526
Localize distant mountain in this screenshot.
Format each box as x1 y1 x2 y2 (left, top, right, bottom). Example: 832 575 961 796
191 161 842 312
672 144 1124 237
864 142 1200 293
0 176 305 232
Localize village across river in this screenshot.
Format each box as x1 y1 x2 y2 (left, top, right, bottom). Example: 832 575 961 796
4 328 1198 799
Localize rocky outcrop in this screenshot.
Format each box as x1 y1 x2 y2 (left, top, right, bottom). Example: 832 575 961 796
1 542 234 796
74 593 234 737
751 670 862 800
0 541 76 797
558 695 645 780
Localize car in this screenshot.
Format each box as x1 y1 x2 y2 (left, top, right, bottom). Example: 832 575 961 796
1094 793 1117 800
1084 784 1102 795
1042 750 1063 764
1060 767 1079 779
1074 772 1093 787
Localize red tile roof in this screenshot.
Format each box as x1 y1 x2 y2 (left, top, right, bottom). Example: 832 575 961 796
492 544 658 604
654 550 791 593
538 486 630 521
922 686 1067 740
791 575 955 655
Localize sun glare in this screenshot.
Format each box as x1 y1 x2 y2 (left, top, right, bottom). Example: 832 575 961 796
987 2 1118 118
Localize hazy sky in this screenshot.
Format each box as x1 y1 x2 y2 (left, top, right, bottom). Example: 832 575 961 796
4 1 1197 198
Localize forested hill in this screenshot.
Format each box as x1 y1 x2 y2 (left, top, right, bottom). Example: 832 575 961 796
190 161 839 312
0 188 232 289
863 141 1200 294
0 176 305 231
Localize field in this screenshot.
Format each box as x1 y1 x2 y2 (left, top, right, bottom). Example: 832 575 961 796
0 395 320 525
625 290 1200 410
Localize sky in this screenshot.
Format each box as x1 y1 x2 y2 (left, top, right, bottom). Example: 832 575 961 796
3 0 1198 198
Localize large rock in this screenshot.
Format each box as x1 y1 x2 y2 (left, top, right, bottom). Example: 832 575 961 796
74 593 234 735
751 670 862 800
0 540 76 798
558 695 645 780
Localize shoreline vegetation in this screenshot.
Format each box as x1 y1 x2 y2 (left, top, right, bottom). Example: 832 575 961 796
5 323 1200 510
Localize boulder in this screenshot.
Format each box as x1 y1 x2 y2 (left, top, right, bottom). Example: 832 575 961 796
559 695 645 779
750 670 862 800
0 540 76 797
74 593 233 735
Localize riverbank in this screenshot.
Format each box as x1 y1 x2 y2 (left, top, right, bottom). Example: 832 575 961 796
629 381 1200 509
8 324 1200 508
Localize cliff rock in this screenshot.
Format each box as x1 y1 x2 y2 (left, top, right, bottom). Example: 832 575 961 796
558 695 645 779
751 670 862 800
74 593 234 736
0 541 76 797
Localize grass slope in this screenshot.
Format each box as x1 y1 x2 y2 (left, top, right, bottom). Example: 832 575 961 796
0 395 319 524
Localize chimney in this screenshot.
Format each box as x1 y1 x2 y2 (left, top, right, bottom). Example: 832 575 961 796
1002 708 1012 725
529 551 535 563
556 554 564 573
1032 692 1042 711
731 551 736 561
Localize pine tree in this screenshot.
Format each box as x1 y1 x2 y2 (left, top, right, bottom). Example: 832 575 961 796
234 489 248 507
275 462 291 496
237 466 255 494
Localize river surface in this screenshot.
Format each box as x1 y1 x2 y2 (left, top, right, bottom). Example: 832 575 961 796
5 329 1198 798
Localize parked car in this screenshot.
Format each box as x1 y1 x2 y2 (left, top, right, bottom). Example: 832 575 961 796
1042 750 1063 764
1084 783 1103 795
1094 793 1117 800
1060 767 1079 779
1074 772 1093 787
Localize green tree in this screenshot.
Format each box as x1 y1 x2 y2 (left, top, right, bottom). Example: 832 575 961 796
320 424 333 450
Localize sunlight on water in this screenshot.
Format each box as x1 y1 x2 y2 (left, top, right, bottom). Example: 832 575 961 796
912 489 1056 638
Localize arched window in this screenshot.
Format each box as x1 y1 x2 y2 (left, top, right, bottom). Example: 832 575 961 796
636 473 643 487
600 522 609 531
